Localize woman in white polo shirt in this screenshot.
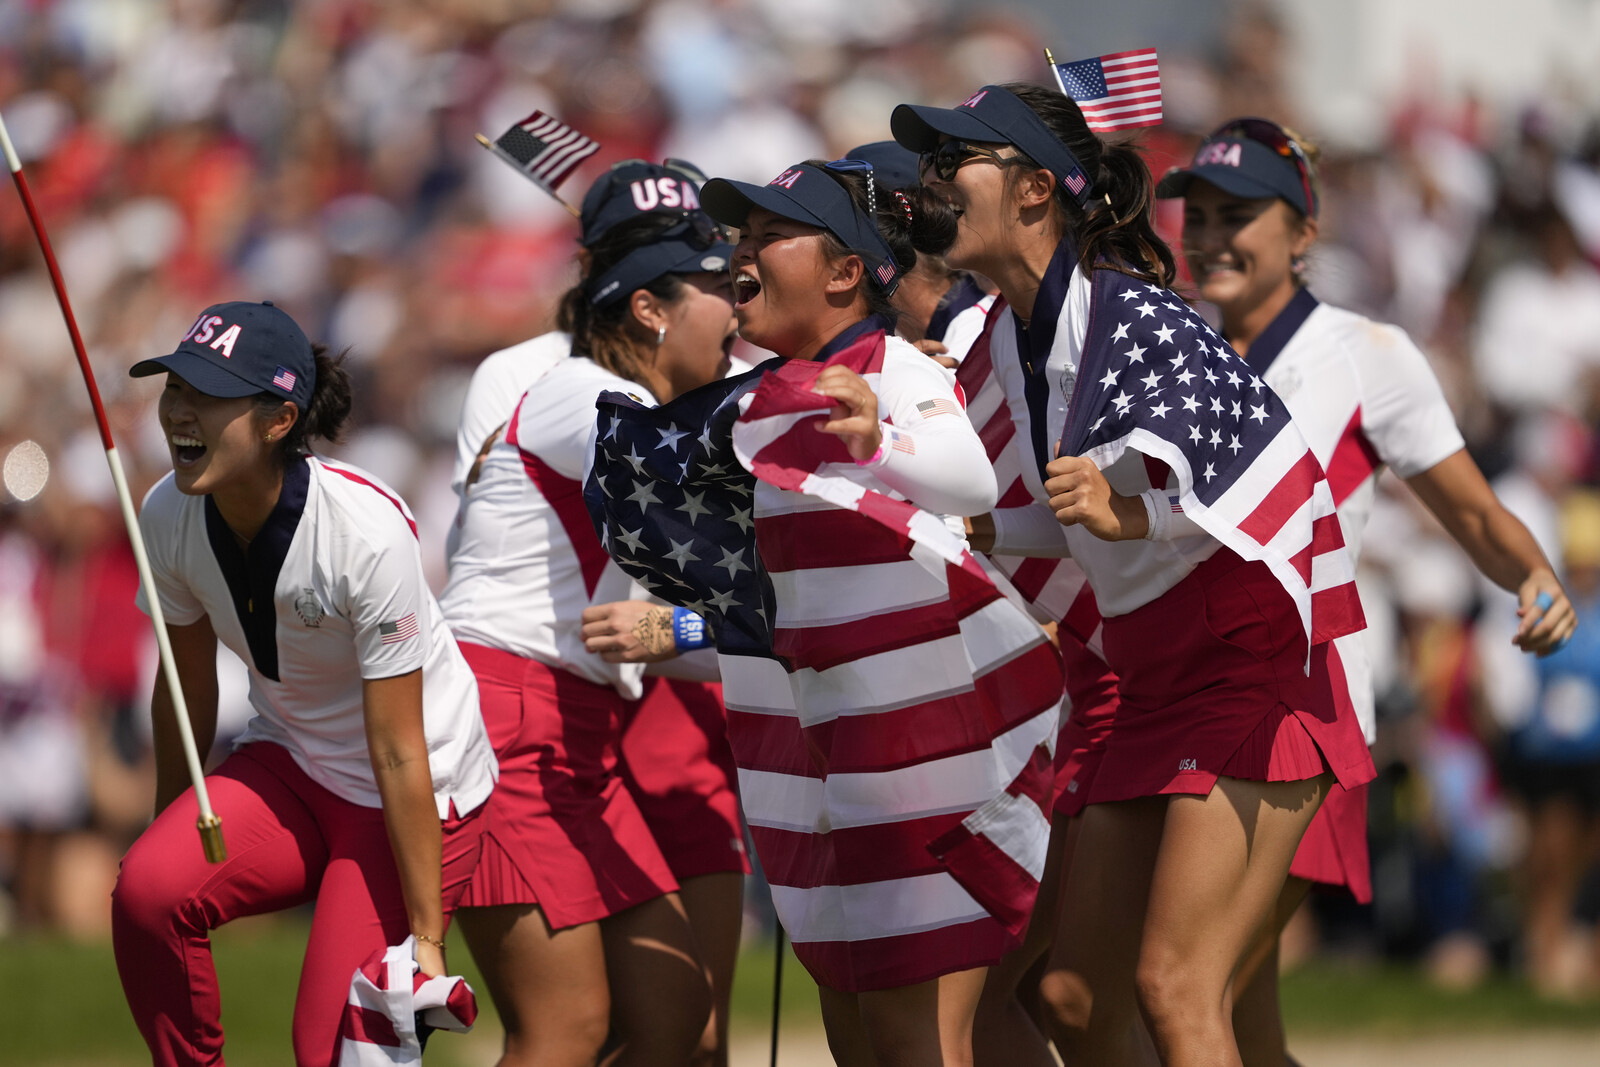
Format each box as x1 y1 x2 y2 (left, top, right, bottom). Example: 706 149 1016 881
1161 118 1574 1067
111 300 497 1067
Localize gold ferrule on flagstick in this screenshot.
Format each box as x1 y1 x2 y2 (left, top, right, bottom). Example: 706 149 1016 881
474 132 582 219
198 812 227 863
1044 47 1056 66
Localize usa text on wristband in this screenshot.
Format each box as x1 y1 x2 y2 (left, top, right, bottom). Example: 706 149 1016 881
673 607 712 652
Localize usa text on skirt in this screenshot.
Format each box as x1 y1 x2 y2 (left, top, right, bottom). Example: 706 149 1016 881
456 642 678 927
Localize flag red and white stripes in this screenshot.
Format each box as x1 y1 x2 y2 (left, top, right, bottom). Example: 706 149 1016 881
1050 48 1162 132
720 335 1064 991
955 301 1105 653
337 938 477 1067
490 110 600 193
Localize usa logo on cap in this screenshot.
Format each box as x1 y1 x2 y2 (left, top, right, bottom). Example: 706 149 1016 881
960 90 989 108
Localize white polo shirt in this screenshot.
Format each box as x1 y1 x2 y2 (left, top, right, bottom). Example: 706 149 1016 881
450 331 572 494
137 456 498 817
441 355 652 697
1255 295 1465 742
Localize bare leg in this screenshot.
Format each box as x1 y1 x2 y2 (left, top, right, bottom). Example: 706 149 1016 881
1523 798 1587 995
974 812 1074 1067
1136 774 1331 1067
457 905 610 1067
821 967 990 1067
600 891 712 1066
676 872 743 1067
1042 797 1165 1067
1231 878 1311 1067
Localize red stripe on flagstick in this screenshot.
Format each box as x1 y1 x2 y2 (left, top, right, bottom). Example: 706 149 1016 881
6 159 114 450
1238 450 1321 546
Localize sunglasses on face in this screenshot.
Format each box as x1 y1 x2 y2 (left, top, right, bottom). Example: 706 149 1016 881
663 210 731 249
919 140 1010 183
1212 118 1317 216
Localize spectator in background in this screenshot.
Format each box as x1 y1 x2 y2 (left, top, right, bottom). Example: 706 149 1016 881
1473 203 1600 419
1497 490 1600 996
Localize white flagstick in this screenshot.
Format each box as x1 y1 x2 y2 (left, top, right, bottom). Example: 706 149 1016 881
1045 47 1069 95
0 111 226 862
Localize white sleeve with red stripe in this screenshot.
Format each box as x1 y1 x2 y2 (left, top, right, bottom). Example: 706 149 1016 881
317 460 432 680
1346 315 1465 478
856 340 999 518
452 332 572 493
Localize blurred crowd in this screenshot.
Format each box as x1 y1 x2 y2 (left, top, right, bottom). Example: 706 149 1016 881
6 0 1600 1001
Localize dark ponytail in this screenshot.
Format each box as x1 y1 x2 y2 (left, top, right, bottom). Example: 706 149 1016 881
998 82 1176 288
555 213 687 384
810 161 961 323
255 344 352 460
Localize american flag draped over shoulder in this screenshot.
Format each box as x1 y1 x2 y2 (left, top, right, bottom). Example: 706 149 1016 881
957 297 1105 653
1049 48 1162 132
585 328 1064 992
1063 274 1364 651
487 110 600 194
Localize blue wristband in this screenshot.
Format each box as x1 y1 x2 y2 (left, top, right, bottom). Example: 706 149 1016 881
672 607 711 652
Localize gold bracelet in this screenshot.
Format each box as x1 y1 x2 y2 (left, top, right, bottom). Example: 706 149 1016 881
413 932 446 949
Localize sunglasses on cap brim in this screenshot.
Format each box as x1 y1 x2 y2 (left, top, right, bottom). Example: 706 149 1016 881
1211 118 1317 216
917 140 1011 183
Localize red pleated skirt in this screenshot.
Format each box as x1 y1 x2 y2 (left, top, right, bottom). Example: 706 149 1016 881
1053 633 1121 818
618 677 750 881
455 642 678 927
1088 548 1375 803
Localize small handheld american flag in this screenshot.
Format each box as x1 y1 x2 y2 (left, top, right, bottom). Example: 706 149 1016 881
476 110 600 216
1046 48 1162 132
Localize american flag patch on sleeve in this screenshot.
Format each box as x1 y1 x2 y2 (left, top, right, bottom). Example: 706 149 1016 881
889 428 916 456
915 398 962 419
379 613 419 645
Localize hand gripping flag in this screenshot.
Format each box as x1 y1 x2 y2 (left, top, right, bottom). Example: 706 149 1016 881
956 299 1106 653
484 110 600 194
337 938 477 1067
989 272 1365 659
585 331 1065 992
1048 48 1162 132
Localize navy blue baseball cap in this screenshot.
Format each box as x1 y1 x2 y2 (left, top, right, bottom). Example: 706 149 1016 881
1155 118 1318 217
891 85 1095 208
844 141 922 191
130 300 314 409
700 161 902 294
578 158 735 307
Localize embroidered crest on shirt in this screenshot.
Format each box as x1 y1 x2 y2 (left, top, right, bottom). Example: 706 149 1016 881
294 588 324 627
379 613 419 645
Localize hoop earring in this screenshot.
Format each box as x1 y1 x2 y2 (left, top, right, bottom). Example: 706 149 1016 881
656 326 667 346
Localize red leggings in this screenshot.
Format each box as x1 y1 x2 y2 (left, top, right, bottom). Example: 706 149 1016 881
111 742 483 1067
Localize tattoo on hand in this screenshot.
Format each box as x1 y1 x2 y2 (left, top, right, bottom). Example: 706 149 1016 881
633 607 674 655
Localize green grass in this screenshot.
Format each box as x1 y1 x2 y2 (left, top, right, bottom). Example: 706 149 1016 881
8 916 1600 1064
1279 961 1600 1035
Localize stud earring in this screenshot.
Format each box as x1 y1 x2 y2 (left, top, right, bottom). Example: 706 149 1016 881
657 326 667 346
265 434 275 442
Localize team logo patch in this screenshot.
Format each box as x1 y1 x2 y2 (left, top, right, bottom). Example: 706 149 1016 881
294 588 323 627
1178 757 1197 772
700 255 727 271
